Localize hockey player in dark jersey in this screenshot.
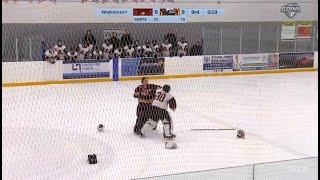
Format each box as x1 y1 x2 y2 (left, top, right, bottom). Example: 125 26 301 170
133 77 162 136
141 84 177 139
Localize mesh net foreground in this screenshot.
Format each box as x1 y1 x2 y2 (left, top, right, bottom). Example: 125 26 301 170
2 72 318 179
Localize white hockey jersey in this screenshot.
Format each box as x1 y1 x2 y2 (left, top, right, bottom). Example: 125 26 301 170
152 90 174 110
78 44 93 59
162 43 172 57
67 51 78 57
79 44 93 54
153 44 159 50
177 41 188 50
126 47 135 56
54 44 66 53
102 44 113 52
142 45 153 52
93 50 103 56
45 50 58 58
162 43 172 51
114 48 122 56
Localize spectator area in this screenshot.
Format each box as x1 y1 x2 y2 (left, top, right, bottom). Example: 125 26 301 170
2 22 318 62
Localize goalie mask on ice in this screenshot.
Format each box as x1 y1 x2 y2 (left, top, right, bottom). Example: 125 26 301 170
165 141 177 149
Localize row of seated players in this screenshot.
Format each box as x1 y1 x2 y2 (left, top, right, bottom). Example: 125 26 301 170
45 39 189 63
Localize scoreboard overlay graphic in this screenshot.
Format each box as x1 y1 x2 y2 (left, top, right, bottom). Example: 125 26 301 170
97 8 224 23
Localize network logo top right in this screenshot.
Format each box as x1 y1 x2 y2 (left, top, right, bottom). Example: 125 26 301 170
281 3 301 18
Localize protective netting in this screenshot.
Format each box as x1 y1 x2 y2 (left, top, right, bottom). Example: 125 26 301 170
2 20 318 62
2 73 318 179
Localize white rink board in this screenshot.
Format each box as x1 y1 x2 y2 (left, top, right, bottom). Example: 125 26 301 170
143 157 318 180
2 61 63 83
254 158 318 180
2 52 318 84
164 56 203 75
142 165 253 180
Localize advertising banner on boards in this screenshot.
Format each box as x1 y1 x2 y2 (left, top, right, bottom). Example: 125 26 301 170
203 55 233 72
233 53 279 71
121 57 165 77
62 59 111 79
279 52 314 69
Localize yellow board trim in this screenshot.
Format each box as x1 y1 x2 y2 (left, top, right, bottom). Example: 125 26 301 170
2 68 318 88
2 78 113 87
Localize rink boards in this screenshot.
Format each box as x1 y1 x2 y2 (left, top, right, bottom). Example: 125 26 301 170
2 51 318 87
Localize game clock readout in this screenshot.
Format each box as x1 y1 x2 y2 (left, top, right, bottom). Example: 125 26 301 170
96 8 224 23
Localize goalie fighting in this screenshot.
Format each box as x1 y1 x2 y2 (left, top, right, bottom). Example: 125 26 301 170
141 84 177 139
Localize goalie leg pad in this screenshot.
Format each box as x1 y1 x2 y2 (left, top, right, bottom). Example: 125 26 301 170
163 119 175 138
141 120 158 135
163 121 173 136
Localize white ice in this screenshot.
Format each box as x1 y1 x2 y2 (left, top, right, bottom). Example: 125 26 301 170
2 72 318 180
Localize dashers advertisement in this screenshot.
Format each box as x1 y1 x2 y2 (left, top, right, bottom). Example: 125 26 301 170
267 53 280 69
203 55 233 72
62 59 110 79
279 52 314 69
137 57 165 76
241 54 268 71
233 53 279 71
121 58 140 77
121 57 165 77
236 54 268 71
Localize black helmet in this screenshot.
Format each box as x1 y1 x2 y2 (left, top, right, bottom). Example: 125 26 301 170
163 84 171 93
237 129 245 139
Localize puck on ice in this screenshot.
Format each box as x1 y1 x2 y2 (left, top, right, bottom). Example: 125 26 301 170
97 124 104 132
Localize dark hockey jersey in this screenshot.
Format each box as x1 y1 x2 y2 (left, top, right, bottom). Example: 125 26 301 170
134 84 161 103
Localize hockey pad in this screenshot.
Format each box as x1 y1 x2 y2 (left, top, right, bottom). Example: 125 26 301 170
163 122 172 137
163 118 173 132
141 120 158 135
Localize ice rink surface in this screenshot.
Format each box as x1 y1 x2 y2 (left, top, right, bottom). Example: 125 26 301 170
2 72 318 180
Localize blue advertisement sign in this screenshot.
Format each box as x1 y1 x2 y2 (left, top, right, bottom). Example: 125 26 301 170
121 57 165 77
203 55 233 72
121 58 141 77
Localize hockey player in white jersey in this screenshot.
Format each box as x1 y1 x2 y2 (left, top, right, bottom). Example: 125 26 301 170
141 84 177 139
